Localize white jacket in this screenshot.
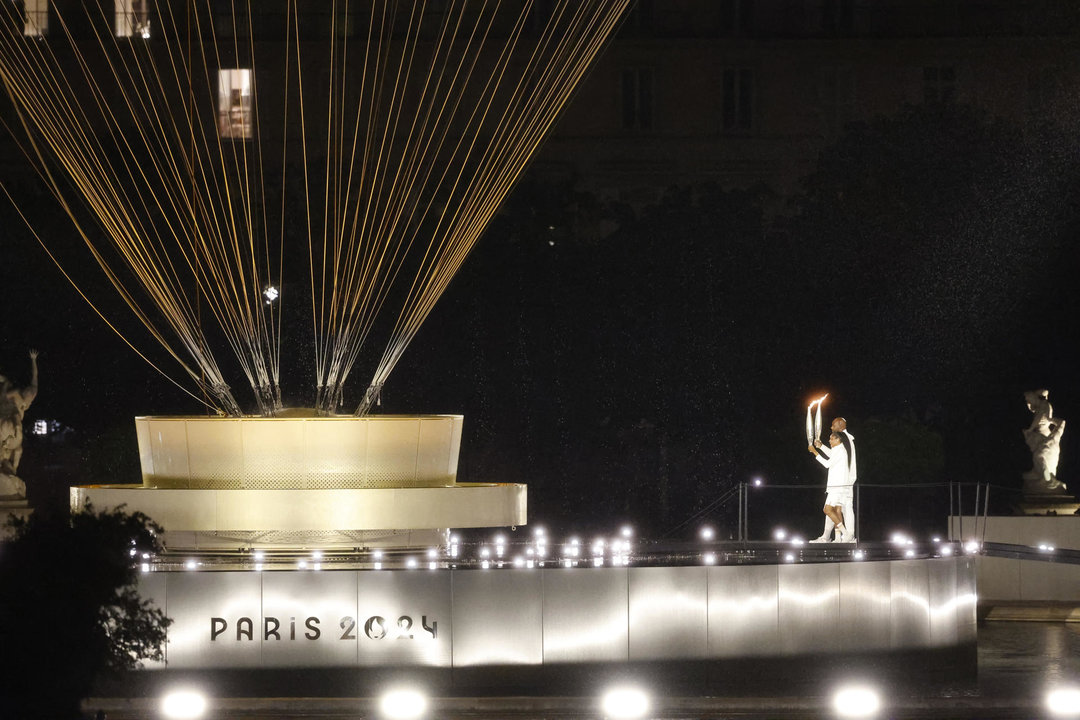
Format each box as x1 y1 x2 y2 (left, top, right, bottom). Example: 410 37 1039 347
815 444 852 488
843 430 857 482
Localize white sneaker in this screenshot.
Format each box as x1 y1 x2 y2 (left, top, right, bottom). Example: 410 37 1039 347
809 535 830 543
837 532 854 543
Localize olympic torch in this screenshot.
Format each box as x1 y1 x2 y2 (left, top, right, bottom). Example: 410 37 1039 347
806 394 828 446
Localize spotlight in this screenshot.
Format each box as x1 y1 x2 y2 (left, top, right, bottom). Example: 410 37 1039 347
833 684 881 718
184 559 197 570
141 563 150 573
904 549 915 558
699 526 715 541
940 546 953 557
773 528 787 541
262 285 280 303
964 541 980 554
1046 686 1080 717
784 553 795 563
621 525 633 538
853 550 865 561
406 557 418 569
253 550 265 561
161 689 207 719
600 686 650 719
752 477 763 487
378 687 428 719
703 552 717 565
312 550 323 560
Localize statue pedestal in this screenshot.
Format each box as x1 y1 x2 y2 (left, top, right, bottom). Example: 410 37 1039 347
1017 491 1080 516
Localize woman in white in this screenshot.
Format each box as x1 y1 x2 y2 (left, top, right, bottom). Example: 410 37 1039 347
808 431 854 542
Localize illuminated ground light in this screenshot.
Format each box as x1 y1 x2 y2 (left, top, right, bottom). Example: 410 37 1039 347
832 685 881 718
161 689 207 719
964 541 980 554
601 686 650 719
378 687 428 720
702 552 717 565
1047 686 1080 717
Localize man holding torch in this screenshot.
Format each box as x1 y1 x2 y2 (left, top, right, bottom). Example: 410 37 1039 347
805 396 858 542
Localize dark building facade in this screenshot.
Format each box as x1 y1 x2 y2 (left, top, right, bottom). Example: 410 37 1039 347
535 0 1080 202
4 1 1080 200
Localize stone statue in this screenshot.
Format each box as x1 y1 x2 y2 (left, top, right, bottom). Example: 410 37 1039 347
1022 389 1067 494
0 349 39 499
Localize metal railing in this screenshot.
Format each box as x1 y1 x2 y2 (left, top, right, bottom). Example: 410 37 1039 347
721 480 1016 543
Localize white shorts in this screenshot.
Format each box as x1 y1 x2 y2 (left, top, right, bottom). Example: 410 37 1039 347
825 488 853 510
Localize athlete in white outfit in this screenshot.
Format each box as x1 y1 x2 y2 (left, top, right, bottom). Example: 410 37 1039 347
808 430 855 542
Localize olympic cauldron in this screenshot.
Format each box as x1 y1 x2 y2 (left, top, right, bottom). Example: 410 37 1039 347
70 413 526 550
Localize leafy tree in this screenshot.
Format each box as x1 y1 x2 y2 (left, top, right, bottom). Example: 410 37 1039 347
0 506 170 720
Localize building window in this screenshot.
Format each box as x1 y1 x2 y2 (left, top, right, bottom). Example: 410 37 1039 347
1027 66 1062 116
821 0 854 34
923 66 956 104
23 0 48 36
218 69 253 139
621 68 653 131
816 65 855 135
115 0 151 38
620 0 654 37
719 0 754 36
721 68 754 132
525 0 554 34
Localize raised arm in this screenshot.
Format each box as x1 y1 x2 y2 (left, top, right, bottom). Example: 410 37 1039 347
18 349 39 408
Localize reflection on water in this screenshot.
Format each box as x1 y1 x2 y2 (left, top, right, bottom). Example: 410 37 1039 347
976 622 1080 693
934 622 1080 700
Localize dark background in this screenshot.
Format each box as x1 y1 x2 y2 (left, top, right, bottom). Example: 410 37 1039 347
3 16 1079 543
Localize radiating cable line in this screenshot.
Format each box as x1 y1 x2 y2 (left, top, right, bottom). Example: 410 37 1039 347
0 0 630 416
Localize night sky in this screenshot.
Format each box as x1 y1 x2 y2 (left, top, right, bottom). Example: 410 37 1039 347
3 5 1079 542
